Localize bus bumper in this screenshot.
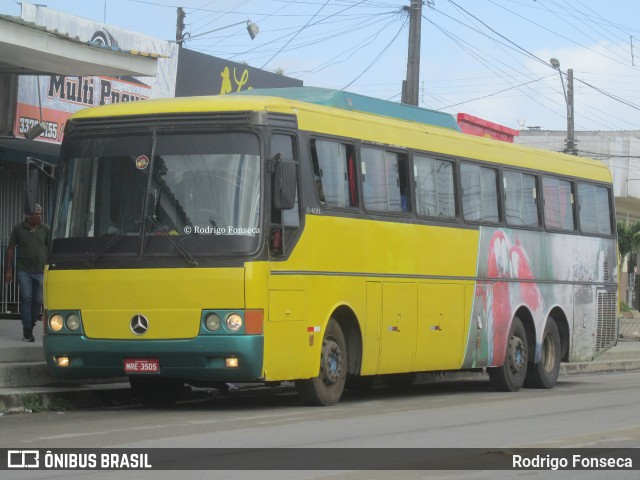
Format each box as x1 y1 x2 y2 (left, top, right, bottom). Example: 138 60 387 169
42 335 264 382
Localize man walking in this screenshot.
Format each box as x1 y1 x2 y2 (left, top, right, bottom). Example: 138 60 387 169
4 204 49 342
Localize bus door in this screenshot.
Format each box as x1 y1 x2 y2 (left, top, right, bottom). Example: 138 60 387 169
376 282 418 374
414 283 466 371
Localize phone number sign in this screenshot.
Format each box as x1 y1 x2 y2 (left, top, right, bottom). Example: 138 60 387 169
14 103 68 143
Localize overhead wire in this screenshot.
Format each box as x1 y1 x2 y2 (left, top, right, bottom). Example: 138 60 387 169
484 0 637 70
342 13 408 90
196 7 390 55
132 0 639 132
442 0 640 130
260 0 333 69
425 9 567 122
287 15 400 76
537 0 630 65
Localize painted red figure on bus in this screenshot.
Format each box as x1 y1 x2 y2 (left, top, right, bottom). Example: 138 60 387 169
487 230 512 365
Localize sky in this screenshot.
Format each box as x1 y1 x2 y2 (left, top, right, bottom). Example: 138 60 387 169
4 0 640 132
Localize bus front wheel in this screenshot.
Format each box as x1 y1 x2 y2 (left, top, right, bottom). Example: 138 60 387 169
525 319 561 389
295 319 347 406
487 316 528 392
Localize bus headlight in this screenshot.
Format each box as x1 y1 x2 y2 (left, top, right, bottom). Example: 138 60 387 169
66 313 81 331
226 313 243 333
49 314 64 332
205 313 221 331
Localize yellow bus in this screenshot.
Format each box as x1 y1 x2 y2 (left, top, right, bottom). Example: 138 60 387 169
43 87 618 406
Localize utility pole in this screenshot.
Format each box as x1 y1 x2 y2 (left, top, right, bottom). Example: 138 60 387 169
176 7 186 47
566 68 576 155
401 0 422 106
550 58 577 155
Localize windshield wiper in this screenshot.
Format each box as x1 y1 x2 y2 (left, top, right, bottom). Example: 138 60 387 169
84 233 126 268
145 215 198 267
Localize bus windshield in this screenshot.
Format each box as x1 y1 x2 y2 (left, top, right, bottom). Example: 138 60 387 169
52 131 262 260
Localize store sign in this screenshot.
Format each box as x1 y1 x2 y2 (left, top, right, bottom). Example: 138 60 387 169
14 2 178 144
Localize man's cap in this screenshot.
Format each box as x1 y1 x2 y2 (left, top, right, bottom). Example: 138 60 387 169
31 204 42 214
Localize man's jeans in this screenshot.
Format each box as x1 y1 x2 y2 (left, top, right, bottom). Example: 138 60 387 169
16 270 43 329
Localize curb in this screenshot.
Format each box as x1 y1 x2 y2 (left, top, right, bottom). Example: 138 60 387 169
0 383 134 414
560 359 640 374
3 358 640 415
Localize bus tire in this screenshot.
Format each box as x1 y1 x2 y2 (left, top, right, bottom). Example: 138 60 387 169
295 319 347 406
487 316 528 392
525 319 561 389
129 376 184 407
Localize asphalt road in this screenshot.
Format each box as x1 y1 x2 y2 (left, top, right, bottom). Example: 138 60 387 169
2 371 639 480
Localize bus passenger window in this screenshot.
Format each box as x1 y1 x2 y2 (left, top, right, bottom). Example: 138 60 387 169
543 176 575 231
504 170 539 227
414 155 456 218
361 147 408 213
578 182 612 235
310 139 357 208
461 163 499 223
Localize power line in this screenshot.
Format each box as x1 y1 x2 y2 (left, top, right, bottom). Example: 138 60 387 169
441 0 640 129
436 75 554 110
342 14 407 90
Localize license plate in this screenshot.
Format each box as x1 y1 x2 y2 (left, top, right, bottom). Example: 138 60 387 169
124 358 160 374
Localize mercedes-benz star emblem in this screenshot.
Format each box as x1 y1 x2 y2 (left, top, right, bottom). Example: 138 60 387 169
130 314 149 335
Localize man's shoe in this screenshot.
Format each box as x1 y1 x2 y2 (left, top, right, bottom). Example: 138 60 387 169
23 328 35 342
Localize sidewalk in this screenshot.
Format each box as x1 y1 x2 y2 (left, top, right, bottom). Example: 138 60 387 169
0 316 639 414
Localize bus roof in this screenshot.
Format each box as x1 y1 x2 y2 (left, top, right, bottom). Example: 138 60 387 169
232 87 462 132
69 93 611 183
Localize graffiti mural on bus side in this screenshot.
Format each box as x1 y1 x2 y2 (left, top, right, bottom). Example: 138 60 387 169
463 227 613 368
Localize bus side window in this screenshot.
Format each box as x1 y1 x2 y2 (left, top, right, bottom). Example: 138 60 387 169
543 176 575 231
578 182 612 235
461 163 499 223
504 170 539 228
414 155 456 218
361 147 409 213
310 139 358 208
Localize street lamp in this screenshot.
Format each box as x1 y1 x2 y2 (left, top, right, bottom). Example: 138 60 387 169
176 20 259 45
550 57 576 155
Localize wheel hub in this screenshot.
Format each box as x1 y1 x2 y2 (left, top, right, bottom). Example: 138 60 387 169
508 336 526 374
320 339 342 386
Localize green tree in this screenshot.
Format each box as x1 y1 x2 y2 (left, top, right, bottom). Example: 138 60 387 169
618 222 640 310
617 221 640 261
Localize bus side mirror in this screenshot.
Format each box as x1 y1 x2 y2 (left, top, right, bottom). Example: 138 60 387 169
273 158 297 211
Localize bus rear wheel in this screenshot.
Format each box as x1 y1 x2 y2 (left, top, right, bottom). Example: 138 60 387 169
525 319 561 389
129 376 185 407
487 316 528 392
295 319 347 406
